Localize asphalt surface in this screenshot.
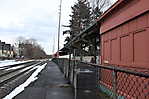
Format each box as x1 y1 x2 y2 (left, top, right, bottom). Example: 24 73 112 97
14 61 73 99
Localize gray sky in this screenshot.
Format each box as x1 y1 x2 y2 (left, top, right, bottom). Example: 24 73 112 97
0 0 116 55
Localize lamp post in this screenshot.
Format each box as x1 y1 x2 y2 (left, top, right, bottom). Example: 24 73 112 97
57 0 62 58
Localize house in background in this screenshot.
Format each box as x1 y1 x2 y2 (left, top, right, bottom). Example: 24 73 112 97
0 40 14 59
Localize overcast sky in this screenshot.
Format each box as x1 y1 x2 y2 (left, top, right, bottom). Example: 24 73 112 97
0 0 116 55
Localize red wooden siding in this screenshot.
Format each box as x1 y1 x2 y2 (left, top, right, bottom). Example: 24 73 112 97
101 12 149 68
100 0 149 34
99 0 149 98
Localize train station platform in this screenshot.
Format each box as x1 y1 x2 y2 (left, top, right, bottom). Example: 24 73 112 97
14 61 74 99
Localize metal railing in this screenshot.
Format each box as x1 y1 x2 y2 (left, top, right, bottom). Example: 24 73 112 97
53 58 149 99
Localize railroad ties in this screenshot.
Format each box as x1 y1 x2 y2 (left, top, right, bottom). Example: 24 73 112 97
0 60 47 98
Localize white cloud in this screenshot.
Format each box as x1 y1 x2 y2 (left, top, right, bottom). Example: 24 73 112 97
0 0 70 55
0 0 116 55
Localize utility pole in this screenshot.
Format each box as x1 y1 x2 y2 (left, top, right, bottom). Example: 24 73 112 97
57 0 62 58
52 36 55 54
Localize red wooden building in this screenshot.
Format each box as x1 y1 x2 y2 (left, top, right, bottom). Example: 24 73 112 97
99 0 149 68
98 0 149 98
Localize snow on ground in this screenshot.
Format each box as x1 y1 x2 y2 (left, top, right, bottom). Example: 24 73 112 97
0 60 32 67
5 61 41 71
3 63 47 99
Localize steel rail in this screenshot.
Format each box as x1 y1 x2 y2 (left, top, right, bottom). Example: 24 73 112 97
0 61 38 77
0 61 35 70
0 61 45 87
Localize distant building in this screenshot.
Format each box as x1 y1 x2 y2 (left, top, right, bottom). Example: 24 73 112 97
0 40 14 59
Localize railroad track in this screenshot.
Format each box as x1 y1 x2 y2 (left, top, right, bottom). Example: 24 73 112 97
0 60 47 98
0 61 36 70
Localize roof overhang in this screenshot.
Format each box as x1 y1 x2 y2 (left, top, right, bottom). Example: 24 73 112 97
65 22 99 49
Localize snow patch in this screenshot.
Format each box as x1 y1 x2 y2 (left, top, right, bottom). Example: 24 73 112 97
3 63 47 99
0 60 32 67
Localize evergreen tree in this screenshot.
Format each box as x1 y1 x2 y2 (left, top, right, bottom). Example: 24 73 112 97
69 0 91 38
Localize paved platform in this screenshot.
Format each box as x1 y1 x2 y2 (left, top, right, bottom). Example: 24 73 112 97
14 61 74 99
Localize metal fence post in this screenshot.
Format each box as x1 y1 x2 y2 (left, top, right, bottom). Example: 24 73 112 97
112 68 117 99
72 49 76 85
95 66 99 88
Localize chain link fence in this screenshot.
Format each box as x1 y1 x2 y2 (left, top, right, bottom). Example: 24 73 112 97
52 58 149 99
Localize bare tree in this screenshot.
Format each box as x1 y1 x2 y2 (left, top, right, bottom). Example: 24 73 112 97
95 0 111 10
15 37 46 59
90 0 112 20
